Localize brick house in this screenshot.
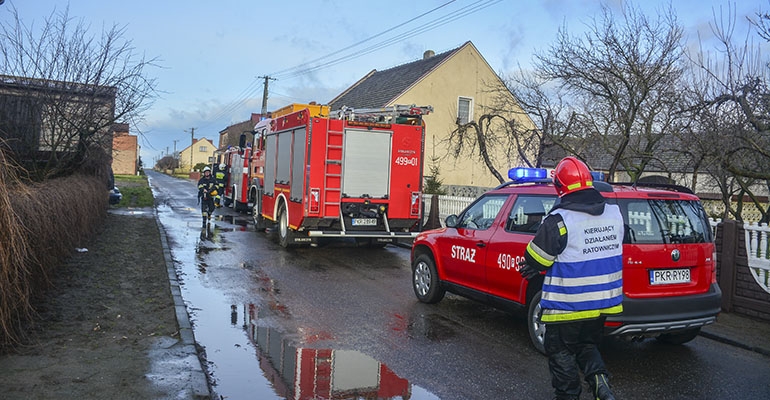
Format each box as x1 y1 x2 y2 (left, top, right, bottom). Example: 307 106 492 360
111 123 138 175
218 113 263 151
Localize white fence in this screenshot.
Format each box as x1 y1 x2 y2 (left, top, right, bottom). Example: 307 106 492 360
425 195 770 295
744 222 770 294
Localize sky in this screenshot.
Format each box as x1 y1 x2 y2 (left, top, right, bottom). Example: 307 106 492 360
2 0 766 165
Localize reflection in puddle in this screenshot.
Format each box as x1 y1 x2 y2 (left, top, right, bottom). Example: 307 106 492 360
246 304 439 400
216 214 250 228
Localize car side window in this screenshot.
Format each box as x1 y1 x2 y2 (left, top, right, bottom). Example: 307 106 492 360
457 195 507 230
506 196 556 233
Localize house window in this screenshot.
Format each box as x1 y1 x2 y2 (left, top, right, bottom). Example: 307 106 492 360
458 96 473 124
199 145 207 152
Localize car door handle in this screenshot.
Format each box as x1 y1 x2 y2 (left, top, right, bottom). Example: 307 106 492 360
476 242 486 248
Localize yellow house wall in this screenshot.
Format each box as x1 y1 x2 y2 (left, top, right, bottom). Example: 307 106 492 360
179 138 216 171
391 44 535 188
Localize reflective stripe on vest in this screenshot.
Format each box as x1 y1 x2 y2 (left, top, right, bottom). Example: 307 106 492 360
540 204 624 322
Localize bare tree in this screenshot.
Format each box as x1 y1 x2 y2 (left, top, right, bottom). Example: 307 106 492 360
532 3 687 181
0 5 158 180
444 79 536 184
685 2 770 222
504 69 584 168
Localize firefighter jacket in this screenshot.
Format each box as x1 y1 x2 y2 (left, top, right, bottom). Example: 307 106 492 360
215 171 225 188
524 188 624 323
197 174 218 200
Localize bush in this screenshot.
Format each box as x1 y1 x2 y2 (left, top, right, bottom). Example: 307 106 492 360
1 163 107 347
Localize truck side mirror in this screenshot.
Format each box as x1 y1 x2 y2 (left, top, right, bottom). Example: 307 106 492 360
239 133 246 149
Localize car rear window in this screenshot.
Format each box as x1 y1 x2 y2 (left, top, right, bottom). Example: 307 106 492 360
618 199 712 244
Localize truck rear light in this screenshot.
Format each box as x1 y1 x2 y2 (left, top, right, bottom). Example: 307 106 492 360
604 321 623 327
411 192 421 216
310 188 320 213
711 249 718 284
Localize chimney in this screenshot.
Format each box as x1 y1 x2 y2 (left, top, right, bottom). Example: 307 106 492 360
423 50 435 59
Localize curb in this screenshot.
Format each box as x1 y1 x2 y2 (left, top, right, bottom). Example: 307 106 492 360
699 329 770 357
155 210 212 399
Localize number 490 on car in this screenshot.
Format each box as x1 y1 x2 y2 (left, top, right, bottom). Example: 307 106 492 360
497 253 523 270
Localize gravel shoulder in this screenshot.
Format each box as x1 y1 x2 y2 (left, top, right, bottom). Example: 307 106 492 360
0 210 195 399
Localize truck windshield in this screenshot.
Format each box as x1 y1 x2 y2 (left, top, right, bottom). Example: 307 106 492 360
618 199 712 244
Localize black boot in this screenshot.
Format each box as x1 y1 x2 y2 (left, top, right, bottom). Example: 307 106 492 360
591 374 616 400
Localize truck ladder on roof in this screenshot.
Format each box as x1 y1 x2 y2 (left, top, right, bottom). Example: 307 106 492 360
334 104 433 122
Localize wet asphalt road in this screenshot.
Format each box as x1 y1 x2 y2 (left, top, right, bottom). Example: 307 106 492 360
146 170 770 400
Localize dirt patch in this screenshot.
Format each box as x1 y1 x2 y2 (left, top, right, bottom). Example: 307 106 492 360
0 212 181 399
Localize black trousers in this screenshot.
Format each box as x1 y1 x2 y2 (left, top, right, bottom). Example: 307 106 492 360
544 317 608 399
200 198 215 221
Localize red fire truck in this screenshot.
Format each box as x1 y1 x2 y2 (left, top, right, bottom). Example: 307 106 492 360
218 144 253 212
246 104 432 247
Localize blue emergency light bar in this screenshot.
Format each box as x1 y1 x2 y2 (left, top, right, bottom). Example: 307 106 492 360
508 167 548 183
507 167 607 184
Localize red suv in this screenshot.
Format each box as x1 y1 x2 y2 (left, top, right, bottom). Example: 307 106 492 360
411 167 722 353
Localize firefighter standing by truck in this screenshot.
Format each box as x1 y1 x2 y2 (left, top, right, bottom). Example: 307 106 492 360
519 156 623 400
214 163 227 208
197 166 218 228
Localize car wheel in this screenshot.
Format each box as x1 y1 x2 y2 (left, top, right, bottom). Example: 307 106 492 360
656 328 701 345
412 253 445 303
527 290 547 355
278 205 294 248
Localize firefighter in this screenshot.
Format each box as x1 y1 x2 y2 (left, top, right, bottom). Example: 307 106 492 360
519 156 623 400
197 166 218 228
213 163 227 208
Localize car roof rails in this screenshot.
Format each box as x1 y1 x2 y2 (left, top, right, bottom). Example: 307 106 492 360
610 181 694 194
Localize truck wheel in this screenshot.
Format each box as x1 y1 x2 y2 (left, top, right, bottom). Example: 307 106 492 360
656 328 701 345
277 205 294 248
252 199 265 232
412 253 444 303
229 186 237 209
527 290 547 355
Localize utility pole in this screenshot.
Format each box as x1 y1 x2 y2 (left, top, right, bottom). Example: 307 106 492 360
258 76 276 117
185 127 196 171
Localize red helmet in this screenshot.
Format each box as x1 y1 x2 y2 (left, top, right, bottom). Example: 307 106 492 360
553 156 593 197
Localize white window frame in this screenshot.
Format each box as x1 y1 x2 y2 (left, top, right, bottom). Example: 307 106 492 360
458 96 474 124
198 145 208 152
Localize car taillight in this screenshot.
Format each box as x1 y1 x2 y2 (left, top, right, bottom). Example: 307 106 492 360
712 249 718 284
310 188 320 213
411 191 421 216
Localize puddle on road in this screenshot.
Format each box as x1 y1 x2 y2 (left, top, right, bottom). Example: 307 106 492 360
246 304 440 400
108 207 154 217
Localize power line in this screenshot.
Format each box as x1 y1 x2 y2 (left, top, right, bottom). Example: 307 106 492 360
268 0 460 78
274 0 502 80
203 0 501 129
